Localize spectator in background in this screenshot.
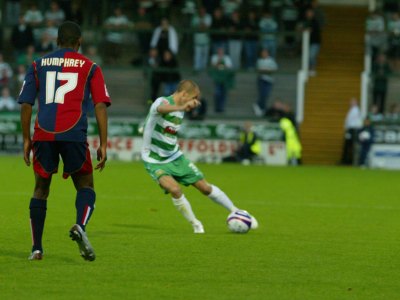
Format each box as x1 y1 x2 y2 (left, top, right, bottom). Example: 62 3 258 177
45 1 66 26
237 121 261 165
227 11 243 70
372 53 391 114
247 0 264 10
133 7 154 58
269 0 283 22
138 0 155 10
0 53 14 88
179 0 196 45
24 3 44 27
242 10 259 70
367 104 384 123
146 48 162 101
303 8 321 76
0 86 17 111
387 12 400 70
41 20 59 49
209 47 234 113
150 17 179 56
281 0 299 54
36 32 56 55
16 64 26 92
85 45 102 65
341 98 363 165
86 0 102 26
11 15 35 59
17 45 40 68
210 7 229 54
265 99 297 127
69 1 83 25
221 0 242 16
202 0 220 15
366 10 386 62
358 118 374 167
24 2 44 41
253 48 278 117
310 0 325 29
259 10 278 59
385 102 400 122
6 0 21 26
154 0 173 19
222 121 261 164
181 0 197 28
191 6 212 72
58 0 73 21
104 7 132 64
280 117 302 165
265 99 286 121
159 49 181 95
44 1 65 26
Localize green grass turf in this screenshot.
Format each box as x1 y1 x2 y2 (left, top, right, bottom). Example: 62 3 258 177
0 155 399 300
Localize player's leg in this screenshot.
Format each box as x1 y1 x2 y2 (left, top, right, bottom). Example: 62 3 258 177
61 142 95 232
28 141 59 260
158 175 204 233
193 179 259 229
193 179 238 212
61 142 96 261
69 173 96 261
71 173 95 232
29 173 52 260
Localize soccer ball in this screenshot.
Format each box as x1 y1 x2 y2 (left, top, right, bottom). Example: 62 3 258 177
227 210 252 233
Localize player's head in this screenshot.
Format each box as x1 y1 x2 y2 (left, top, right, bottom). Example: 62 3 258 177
175 80 200 103
57 21 82 50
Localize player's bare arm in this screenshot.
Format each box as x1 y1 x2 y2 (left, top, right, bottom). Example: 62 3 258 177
94 102 108 171
20 103 33 166
157 100 200 114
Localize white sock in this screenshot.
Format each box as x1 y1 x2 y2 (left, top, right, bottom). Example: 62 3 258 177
172 194 199 224
208 185 238 212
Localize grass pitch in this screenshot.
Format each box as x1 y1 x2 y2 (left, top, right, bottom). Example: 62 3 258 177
0 156 399 300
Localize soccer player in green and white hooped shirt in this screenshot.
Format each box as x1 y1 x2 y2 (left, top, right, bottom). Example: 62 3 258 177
141 80 258 233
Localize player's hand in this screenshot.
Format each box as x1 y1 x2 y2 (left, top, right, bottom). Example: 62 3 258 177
23 139 32 166
95 145 107 171
184 100 200 112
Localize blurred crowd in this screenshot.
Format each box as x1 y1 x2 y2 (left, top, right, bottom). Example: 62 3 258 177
365 2 400 117
0 0 322 115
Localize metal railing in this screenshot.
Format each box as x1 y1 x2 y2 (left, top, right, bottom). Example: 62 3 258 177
296 30 310 124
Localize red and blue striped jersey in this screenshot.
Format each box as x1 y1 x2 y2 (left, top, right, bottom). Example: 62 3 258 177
18 48 111 142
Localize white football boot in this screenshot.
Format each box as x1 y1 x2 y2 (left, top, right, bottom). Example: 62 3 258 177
192 221 205 234
28 250 43 260
250 215 259 229
69 224 96 261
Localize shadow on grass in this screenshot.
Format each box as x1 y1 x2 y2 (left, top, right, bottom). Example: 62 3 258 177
2 249 78 264
2 249 31 260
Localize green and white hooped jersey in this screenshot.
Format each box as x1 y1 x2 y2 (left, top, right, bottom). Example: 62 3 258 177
141 96 184 164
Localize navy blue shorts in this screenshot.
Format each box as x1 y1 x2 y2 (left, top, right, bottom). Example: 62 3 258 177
32 141 93 179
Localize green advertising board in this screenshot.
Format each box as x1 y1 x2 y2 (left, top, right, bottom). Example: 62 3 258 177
0 113 283 153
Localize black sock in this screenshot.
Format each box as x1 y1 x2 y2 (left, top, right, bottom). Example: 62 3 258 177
75 188 96 231
29 198 47 252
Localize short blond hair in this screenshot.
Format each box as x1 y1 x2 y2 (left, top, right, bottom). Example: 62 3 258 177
176 80 199 94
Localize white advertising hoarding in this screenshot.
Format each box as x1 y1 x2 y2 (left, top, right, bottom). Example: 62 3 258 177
87 136 287 165
369 144 400 170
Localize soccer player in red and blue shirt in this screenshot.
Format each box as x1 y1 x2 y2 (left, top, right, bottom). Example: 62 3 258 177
18 21 111 261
